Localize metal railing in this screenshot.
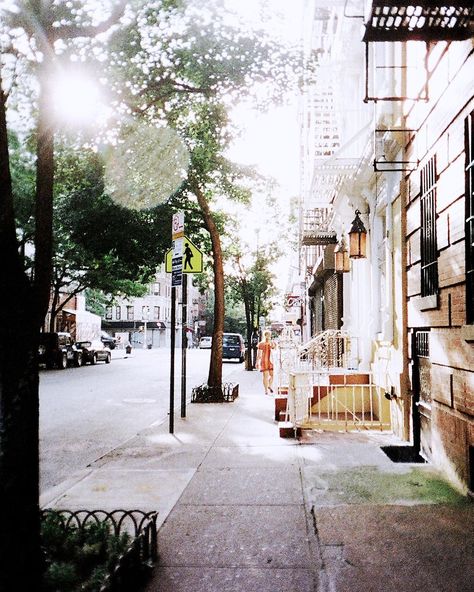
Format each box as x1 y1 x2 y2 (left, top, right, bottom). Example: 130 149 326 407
286 370 391 433
41 509 158 592
276 326 300 393
191 382 239 403
298 330 355 370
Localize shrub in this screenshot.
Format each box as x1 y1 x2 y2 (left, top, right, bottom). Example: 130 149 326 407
41 511 131 592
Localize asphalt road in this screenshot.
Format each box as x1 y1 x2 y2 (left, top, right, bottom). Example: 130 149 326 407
39 347 242 493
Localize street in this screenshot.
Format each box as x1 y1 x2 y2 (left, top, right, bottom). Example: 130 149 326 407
39 347 242 493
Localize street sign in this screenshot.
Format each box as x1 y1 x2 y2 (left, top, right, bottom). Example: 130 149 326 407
171 268 182 287
285 294 302 308
172 211 184 240
165 236 203 273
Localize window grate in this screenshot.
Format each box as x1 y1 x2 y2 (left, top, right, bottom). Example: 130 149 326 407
465 110 474 324
420 157 439 297
415 331 430 357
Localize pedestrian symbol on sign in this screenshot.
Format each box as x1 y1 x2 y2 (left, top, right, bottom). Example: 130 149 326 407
183 242 193 270
165 236 203 274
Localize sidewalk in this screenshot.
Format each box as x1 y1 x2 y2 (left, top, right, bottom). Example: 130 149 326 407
41 367 474 592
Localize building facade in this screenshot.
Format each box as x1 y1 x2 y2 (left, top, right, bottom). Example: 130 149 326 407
298 0 474 492
102 265 207 348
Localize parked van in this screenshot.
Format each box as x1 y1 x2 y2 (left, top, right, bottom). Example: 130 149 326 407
222 333 245 363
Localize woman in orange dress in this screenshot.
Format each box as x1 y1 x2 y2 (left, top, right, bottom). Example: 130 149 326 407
256 330 276 395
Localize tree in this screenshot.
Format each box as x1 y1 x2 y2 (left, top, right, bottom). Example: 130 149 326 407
1 1 308 586
0 2 127 588
11 141 179 329
227 247 279 370
100 2 304 389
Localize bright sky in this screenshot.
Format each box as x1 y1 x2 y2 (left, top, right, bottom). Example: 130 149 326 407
221 0 304 302
228 102 300 196
224 0 304 194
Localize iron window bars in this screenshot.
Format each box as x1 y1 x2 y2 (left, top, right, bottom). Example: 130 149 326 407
465 110 474 324
420 156 439 298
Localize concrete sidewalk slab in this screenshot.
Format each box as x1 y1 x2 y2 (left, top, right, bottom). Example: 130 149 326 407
155 504 315 569
314 504 474 592
42 467 196 528
179 466 303 505
150 566 317 592
200 445 298 469
41 365 473 592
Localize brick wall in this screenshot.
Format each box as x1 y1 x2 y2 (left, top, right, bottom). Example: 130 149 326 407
405 44 474 492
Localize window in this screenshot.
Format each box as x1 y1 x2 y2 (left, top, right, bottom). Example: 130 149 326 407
142 305 149 320
465 110 474 324
154 306 160 320
105 306 112 320
420 156 438 297
153 282 161 295
115 306 121 320
126 306 134 321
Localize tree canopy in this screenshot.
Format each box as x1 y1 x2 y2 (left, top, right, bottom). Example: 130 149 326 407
0 1 308 587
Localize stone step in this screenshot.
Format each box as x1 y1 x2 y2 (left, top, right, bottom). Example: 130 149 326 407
278 421 301 438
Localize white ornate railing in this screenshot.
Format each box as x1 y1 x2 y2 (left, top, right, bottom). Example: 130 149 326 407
276 326 300 393
286 370 391 433
298 330 355 370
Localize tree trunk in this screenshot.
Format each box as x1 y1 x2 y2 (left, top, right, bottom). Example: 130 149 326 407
34 59 55 327
190 178 224 388
0 73 42 592
240 281 253 371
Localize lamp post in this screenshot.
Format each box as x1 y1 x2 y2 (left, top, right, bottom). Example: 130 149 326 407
349 210 367 259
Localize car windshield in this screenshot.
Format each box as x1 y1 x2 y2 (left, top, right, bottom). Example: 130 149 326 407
223 335 240 346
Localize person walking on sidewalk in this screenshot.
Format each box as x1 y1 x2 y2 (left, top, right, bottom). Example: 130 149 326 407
256 330 276 395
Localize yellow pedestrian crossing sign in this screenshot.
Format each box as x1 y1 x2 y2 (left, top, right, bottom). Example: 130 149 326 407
165 236 203 273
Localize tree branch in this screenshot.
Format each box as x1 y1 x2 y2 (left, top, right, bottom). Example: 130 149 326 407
51 0 128 41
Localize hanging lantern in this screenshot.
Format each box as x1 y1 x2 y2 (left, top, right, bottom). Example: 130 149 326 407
349 209 367 259
334 238 350 272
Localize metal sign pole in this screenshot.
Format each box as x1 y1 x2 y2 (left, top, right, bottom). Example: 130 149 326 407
181 273 188 418
169 286 176 434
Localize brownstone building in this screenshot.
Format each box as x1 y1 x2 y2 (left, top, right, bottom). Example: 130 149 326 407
298 1 474 494
404 38 474 492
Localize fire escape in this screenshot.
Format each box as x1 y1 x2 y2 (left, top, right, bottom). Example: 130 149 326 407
363 1 474 171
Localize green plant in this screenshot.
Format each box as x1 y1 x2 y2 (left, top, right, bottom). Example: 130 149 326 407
41 511 131 592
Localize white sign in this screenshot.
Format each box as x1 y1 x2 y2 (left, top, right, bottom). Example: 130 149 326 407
173 237 183 259
172 211 184 239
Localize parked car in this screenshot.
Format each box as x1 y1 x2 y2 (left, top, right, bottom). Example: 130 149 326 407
199 336 212 349
222 333 245 363
38 332 82 369
100 331 116 349
75 340 112 365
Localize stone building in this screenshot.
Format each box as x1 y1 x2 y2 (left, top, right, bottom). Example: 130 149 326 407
297 0 474 493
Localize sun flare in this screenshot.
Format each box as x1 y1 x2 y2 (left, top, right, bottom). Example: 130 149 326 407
52 73 103 125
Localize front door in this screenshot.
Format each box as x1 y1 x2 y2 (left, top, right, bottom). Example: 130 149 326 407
413 331 432 461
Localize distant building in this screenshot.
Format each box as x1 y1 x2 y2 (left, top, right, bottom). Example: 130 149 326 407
101 265 207 348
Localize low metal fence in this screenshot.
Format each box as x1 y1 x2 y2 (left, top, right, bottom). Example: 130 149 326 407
191 382 239 403
40 509 158 592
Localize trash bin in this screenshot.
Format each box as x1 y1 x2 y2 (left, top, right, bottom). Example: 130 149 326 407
125 345 132 354
147 344 152 349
